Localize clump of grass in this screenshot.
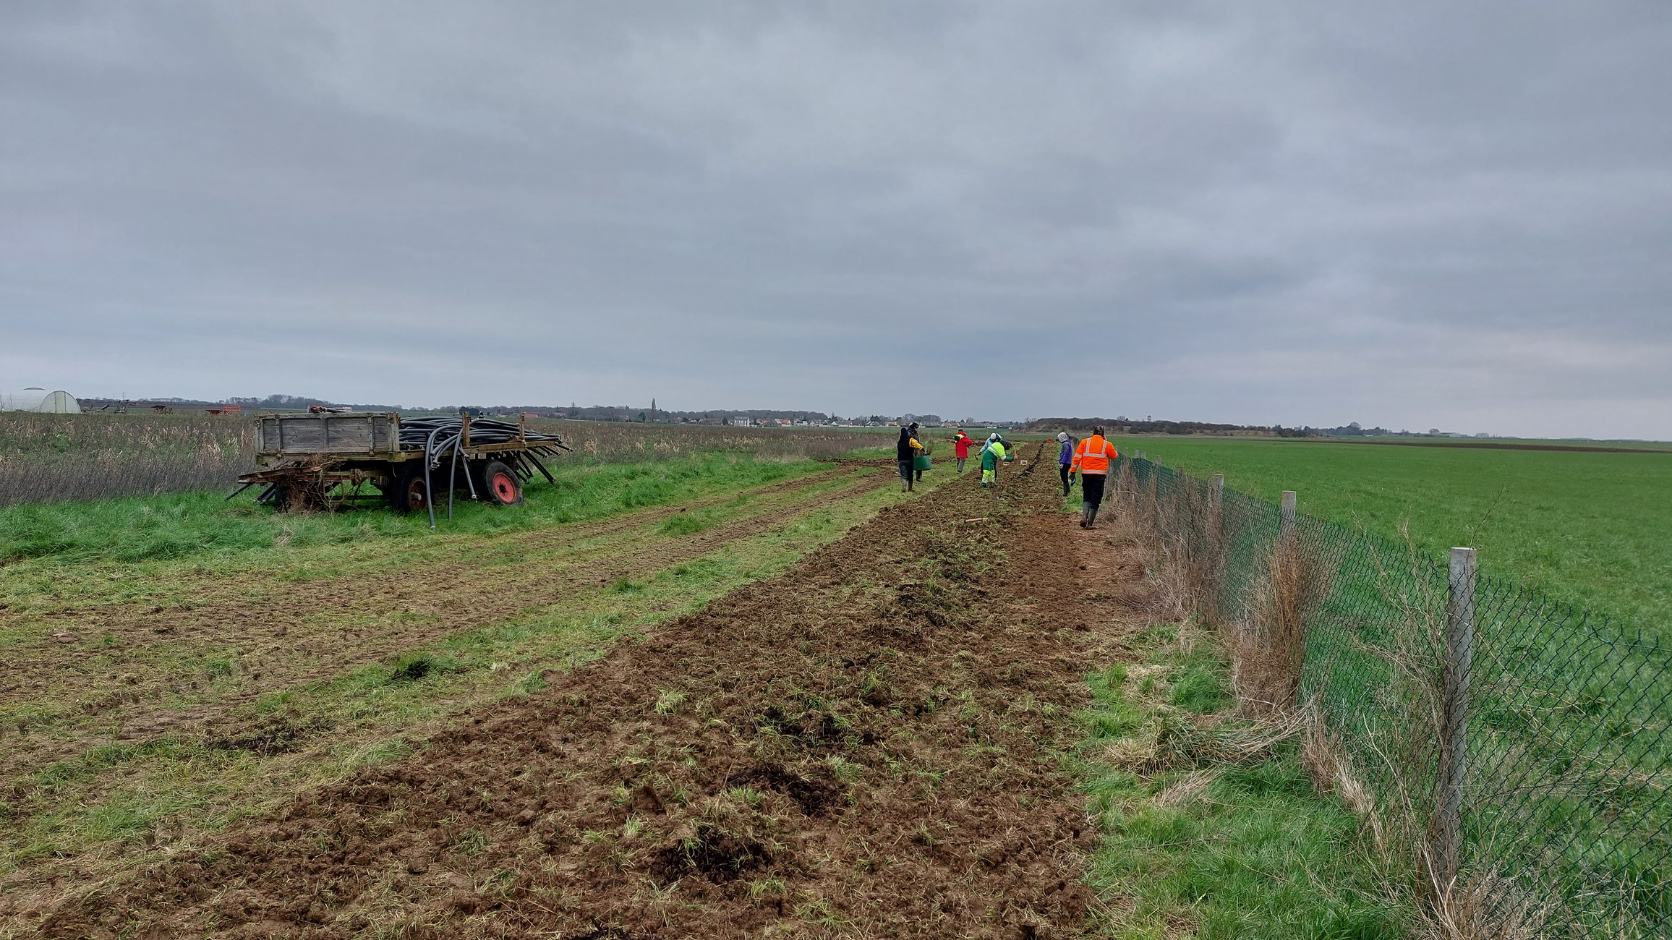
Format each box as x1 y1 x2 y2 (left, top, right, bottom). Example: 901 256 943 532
1168 660 1228 714
748 876 789 903
387 653 463 684
825 755 862 785
657 511 714 536
454 828 488 856
653 689 687 715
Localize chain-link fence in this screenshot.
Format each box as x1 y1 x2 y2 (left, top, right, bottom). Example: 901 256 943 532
1112 454 1671 938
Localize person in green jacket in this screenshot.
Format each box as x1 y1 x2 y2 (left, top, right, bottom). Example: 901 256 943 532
979 435 1007 487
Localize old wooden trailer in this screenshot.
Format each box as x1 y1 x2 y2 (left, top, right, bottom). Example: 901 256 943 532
234 412 567 522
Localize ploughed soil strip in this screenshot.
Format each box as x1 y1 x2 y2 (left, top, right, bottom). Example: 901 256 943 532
0 468 885 782
37 465 1138 939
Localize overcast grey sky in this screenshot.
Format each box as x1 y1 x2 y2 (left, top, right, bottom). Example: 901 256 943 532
3 2 1670 437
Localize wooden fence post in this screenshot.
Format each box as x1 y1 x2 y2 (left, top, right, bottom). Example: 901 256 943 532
1435 547 1477 891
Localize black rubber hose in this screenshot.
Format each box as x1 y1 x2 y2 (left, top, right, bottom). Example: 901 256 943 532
526 451 556 484
423 424 449 529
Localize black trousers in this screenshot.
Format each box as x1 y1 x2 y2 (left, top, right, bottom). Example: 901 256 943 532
1059 464 1071 493
1082 472 1107 506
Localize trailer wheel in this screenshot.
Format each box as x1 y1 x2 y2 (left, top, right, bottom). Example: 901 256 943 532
393 469 432 514
481 460 523 507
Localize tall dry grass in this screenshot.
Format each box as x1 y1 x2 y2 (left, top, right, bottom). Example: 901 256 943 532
0 414 884 507
0 413 255 506
531 419 880 463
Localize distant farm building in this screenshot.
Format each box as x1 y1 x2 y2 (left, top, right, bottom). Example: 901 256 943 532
0 387 81 414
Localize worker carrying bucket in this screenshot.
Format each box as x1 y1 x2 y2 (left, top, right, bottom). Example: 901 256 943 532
1070 425 1119 528
896 423 925 492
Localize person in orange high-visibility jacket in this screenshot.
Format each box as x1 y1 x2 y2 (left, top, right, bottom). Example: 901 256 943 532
1069 425 1119 528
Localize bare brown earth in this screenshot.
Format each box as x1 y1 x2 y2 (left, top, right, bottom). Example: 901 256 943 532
31 464 1149 938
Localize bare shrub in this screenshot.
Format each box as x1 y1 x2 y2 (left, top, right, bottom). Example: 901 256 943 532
1232 532 1334 716
1423 870 1557 940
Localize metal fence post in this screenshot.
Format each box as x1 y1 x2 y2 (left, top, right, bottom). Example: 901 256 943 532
1435 547 1476 890
1280 490 1297 541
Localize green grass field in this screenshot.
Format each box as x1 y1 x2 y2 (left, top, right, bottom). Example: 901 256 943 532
1113 438 1672 933
1115 436 1672 632
0 453 812 567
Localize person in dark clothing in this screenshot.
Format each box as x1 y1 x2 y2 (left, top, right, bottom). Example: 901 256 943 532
896 423 923 492
1056 431 1077 497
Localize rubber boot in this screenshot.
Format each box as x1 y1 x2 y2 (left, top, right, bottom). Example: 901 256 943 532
1080 501 1093 528
1087 502 1101 528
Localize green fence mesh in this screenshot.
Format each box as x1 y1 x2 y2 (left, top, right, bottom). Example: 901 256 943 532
1114 455 1670 937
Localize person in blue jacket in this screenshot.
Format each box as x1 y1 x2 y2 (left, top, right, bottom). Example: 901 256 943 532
1057 431 1078 497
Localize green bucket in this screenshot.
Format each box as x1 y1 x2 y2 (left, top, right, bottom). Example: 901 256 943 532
913 454 933 472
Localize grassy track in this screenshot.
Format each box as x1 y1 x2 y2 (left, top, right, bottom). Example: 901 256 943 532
1115 436 1672 631
1079 624 1406 939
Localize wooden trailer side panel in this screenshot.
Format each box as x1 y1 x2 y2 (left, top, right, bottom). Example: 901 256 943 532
257 413 399 455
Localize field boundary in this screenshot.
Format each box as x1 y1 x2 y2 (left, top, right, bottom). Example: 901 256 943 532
1317 438 1672 455
1112 455 1671 938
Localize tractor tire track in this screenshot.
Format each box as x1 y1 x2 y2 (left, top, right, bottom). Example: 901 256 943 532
0 468 889 787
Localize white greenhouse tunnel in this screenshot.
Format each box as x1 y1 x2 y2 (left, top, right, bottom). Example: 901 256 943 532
0 387 82 413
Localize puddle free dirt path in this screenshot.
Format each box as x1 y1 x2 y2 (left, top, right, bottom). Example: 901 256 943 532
33 463 1153 939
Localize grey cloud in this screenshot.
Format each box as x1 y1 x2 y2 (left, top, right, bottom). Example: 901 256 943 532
2 0 1669 437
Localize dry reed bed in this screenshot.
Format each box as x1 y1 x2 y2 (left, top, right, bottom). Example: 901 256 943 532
0 414 882 507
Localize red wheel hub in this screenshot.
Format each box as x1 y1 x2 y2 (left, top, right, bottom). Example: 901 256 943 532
406 477 429 508
491 471 517 502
